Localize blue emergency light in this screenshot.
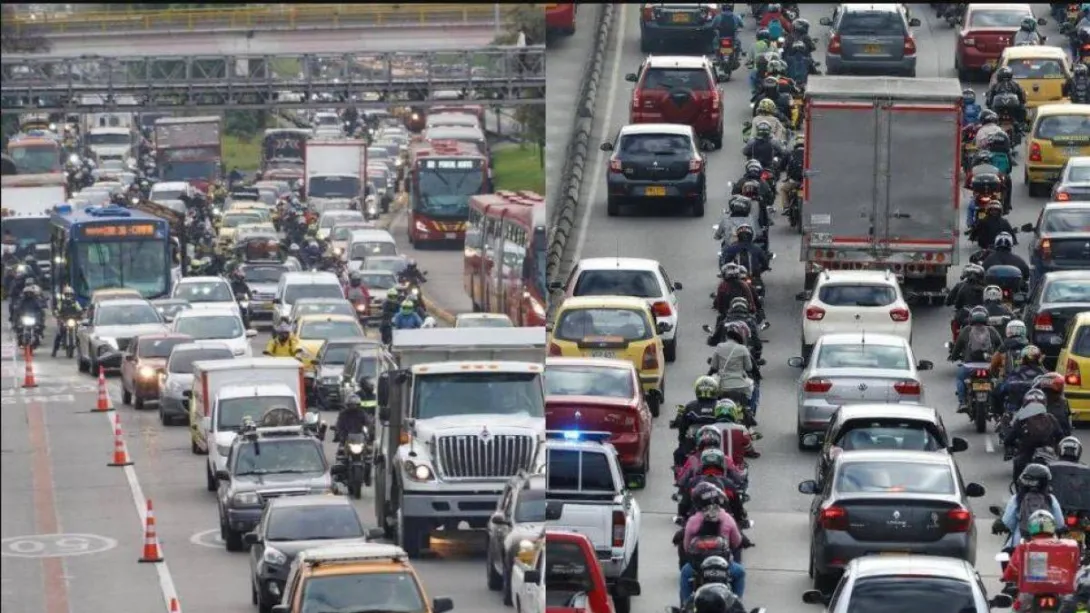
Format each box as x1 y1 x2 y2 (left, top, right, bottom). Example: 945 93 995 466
545 430 612 443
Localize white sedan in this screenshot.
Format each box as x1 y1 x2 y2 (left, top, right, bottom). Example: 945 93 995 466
797 269 912 362
170 307 255 357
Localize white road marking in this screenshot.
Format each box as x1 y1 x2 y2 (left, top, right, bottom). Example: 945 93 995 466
571 2 628 264
985 436 995 454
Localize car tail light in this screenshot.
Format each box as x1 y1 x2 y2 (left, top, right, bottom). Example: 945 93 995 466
1040 238 1052 260
1083 44 1090 51
828 34 841 54
1067 514 1079 528
642 344 659 370
1035 312 1054 332
1056 190 1070 201
889 307 910 322
804 378 832 393
710 89 721 112
641 6 653 21
903 36 916 55
1066 358 1082 387
612 510 626 547
548 342 563 356
894 380 922 396
609 159 623 174
963 37 976 47
945 508 973 533
819 506 848 531
689 158 704 173
805 306 826 321
651 301 672 317
1029 142 1042 163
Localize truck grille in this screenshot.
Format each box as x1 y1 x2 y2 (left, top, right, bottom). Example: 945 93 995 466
436 434 535 480
257 489 309 505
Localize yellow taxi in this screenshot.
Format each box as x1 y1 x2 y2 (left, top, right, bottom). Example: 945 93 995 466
1025 103 1090 197
274 542 452 613
548 295 668 416
291 313 367 373
217 209 269 244
993 45 1072 112
1055 311 1090 423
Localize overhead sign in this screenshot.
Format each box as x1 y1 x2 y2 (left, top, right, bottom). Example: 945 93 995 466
420 158 481 170
77 222 159 240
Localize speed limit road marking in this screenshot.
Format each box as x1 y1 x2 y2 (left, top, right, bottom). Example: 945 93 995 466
0 533 117 558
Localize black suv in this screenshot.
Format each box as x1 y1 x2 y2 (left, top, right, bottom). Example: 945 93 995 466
601 122 709 217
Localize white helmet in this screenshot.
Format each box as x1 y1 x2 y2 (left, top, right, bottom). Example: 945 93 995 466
421 316 437 329
983 285 1002 303
1005 319 1027 339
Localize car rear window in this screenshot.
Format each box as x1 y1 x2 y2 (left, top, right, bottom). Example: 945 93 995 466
837 11 905 35
554 307 651 342
1035 115 1090 140
168 348 233 373
1072 326 1090 358
641 67 712 91
265 504 364 541
1069 165 1090 182
1044 280 1090 303
835 461 955 495
547 449 614 492
844 576 977 613
1008 59 1066 80
969 9 1029 28
618 133 692 155
835 420 942 452
816 344 910 370
574 270 662 299
545 365 635 399
818 283 897 307
1041 209 1090 232
545 540 594 600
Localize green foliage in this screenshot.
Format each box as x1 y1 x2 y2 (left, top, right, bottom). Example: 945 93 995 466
515 103 546 163
492 144 545 194
492 5 545 46
224 110 266 139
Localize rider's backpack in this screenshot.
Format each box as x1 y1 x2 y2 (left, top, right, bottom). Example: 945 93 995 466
1022 413 1055 448
1016 490 1052 536
965 325 996 362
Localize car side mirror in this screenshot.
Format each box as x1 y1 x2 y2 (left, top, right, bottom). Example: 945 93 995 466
798 479 819 495
489 512 510 526
624 73 638 82
965 482 986 498
366 527 385 540
1020 223 1034 233
524 569 541 584
908 17 921 27
787 357 805 368
432 598 454 613
673 281 683 290
819 16 833 26
245 329 257 338
599 142 614 152
989 594 1014 609
802 590 830 605
794 290 811 301
243 532 261 545
614 577 641 598
989 504 1004 517
214 469 230 481
916 360 934 371
949 437 969 453
802 433 821 448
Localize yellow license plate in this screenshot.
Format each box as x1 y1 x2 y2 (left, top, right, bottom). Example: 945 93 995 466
864 44 881 54
879 551 911 556
671 13 691 23
972 383 992 391
644 186 666 197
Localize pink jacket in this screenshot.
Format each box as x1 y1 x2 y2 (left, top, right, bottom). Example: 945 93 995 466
683 510 742 552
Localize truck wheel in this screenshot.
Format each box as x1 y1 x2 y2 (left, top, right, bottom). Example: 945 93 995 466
397 509 429 558
206 463 218 492
122 388 132 405
502 558 515 605
613 596 632 613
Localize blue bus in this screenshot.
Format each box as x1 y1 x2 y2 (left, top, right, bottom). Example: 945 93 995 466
50 205 173 306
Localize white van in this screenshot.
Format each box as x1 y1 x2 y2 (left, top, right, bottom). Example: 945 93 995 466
273 271 344 327
347 228 398 263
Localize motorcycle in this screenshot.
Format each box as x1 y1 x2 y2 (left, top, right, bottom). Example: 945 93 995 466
963 353 996 433
17 315 41 350
984 264 1027 311
716 37 739 81
61 317 78 358
337 430 371 498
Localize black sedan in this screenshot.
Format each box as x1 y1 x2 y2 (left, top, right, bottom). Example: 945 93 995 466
601 123 710 218
1021 270 1090 368
798 450 985 593
1022 202 1090 283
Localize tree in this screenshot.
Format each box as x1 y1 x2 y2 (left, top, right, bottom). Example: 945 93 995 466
491 5 545 46
224 110 266 139
515 102 545 168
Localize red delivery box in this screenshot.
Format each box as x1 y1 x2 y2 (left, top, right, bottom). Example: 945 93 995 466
1016 538 1081 595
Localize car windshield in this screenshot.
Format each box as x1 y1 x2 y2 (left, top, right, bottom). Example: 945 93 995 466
331 225 369 241
350 241 398 259
554 308 651 342
359 273 397 290
96 304 161 326
168 349 233 373
573 270 662 299
819 283 897 307
642 67 712 91
265 505 364 542
838 11 904 35
457 317 512 329
320 213 364 229
1036 115 1090 140
547 449 614 491
283 284 343 305
299 319 362 340
218 396 296 432
844 576 977 613
309 176 360 199
413 372 544 419
175 315 242 340
515 488 546 523
298 571 424 613
295 302 354 319
1044 279 1090 303
1041 209 1090 232
175 281 232 303
155 302 191 319
138 337 188 358
1008 59 1066 79
618 133 691 155
1074 326 1090 358
240 265 288 283
152 189 183 201
545 365 635 399
545 540 594 603
835 461 955 495
816 343 910 370
319 344 357 365
233 439 325 475
835 421 942 452
1069 165 1090 182
970 9 1029 28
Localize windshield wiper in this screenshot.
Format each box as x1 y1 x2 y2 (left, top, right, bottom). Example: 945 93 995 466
234 469 272 476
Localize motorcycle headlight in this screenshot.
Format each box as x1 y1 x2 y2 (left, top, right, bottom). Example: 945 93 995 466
66 319 76 327
262 546 286 566
21 316 36 326
138 366 156 379
410 287 420 298
347 443 364 454
233 492 260 506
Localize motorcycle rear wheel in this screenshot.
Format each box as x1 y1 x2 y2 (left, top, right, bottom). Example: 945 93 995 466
974 401 988 434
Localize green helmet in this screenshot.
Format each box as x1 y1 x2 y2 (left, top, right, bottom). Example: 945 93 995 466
699 448 726 471
400 300 414 313
1026 509 1056 537
387 288 399 299
714 398 743 423
694 375 718 400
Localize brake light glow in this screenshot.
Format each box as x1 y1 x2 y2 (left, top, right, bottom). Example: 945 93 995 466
689 158 704 173
974 369 990 378
1035 312 1054 332
1067 514 1079 527
804 378 832 393
1040 238 1052 260
710 89 721 112
609 159 623 174
651 301 672 317
903 36 916 55
805 306 826 321
819 506 848 530
1037 596 1058 609
1066 358 1082 387
720 38 733 48
889 307 910 322
894 380 922 396
1029 142 1042 163
945 508 973 533
641 344 659 370
828 34 841 54
1056 190 1070 201
549 342 563 356
1083 44 1090 51
612 510 626 547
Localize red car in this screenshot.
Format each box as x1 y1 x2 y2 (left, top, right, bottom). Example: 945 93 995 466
626 55 725 149
120 333 193 410
545 531 635 613
955 3 1044 80
545 357 652 486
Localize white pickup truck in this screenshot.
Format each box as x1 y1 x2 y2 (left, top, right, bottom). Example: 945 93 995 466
543 431 641 613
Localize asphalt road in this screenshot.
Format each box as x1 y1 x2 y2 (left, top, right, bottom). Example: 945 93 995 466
544 4 600 188
389 205 474 318
564 4 1090 612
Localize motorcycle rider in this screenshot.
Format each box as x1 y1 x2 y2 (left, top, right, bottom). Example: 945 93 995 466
263 324 299 357
990 319 1031 379
690 583 749 613
709 298 762 358
779 135 805 215
962 88 983 125
1001 510 1075 611
398 259 427 287
379 288 400 345
228 268 251 328
713 264 760 324
739 179 773 230
710 4 744 57
985 67 1029 130
994 463 1066 547
720 225 770 282
679 483 747 604
758 2 791 39
671 377 722 465
1013 15 1045 45
1062 63 1090 104
732 161 775 209
785 17 816 53
952 263 987 315
674 427 746 489
746 28 773 91
981 232 1031 280
1032 372 1074 437
742 122 787 180
996 345 1049 414
391 299 423 330
750 78 793 122
981 284 1015 323
973 110 1007 149
969 202 1018 251
677 447 749 522
344 271 372 318
950 306 1003 412
51 286 83 358
334 392 373 444
709 322 758 417
966 172 1007 227
1004 399 1066 480
12 282 46 335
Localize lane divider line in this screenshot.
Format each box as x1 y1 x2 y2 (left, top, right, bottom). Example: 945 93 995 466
26 398 72 613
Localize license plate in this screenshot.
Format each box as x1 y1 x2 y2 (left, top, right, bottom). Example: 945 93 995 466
445 233 457 239
644 186 666 197
720 48 733 56
1066 147 1082 156
972 383 992 391
670 13 691 23
586 350 616 359
864 44 881 54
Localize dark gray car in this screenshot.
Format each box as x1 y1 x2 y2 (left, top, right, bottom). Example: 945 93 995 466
821 5 921 76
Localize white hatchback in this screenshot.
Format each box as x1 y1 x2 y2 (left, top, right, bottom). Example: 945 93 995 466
798 270 912 361
555 257 683 362
171 276 240 315
170 307 255 357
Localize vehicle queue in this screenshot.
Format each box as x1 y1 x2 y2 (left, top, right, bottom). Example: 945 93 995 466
544 3 1089 613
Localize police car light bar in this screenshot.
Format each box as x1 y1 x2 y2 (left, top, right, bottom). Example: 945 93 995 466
544 430 612 443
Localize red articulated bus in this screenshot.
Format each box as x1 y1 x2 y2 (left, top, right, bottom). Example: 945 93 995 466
464 191 548 327
407 139 489 246
546 3 577 36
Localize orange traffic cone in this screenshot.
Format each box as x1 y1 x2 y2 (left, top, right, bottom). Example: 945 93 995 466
107 413 133 467
22 345 37 388
93 366 113 412
169 597 181 612
138 499 164 563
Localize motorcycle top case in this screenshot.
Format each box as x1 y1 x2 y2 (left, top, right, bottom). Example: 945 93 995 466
1016 538 1081 595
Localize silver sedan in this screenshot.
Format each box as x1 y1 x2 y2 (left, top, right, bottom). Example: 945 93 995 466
788 332 933 447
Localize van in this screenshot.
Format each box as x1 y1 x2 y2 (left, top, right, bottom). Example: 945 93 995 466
274 271 345 326
347 228 398 263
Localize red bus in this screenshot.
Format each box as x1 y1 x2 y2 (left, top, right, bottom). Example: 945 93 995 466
546 3 577 36
464 191 547 327
407 139 489 246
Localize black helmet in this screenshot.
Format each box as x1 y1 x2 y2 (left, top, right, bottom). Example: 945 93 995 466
962 88 977 103
756 28 771 42
692 583 739 613
794 18 810 35
729 196 752 215
970 172 1003 193
970 306 989 325
754 121 772 140
1018 463 1051 491
996 66 1014 82
791 40 806 53
349 271 362 286
699 555 733 586
980 109 999 125
740 180 760 199
762 76 779 91
994 232 1014 250
744 159 762 177
1075 64 1088 77
729 297 750 314
736 223 754 242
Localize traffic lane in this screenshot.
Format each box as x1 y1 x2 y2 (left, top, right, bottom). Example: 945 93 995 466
25 26 497 57
578 4 1065 611
389 206 475 318
545 4 601 187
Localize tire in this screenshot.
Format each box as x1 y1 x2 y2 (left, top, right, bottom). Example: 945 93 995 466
88 350 98 376
801 343 814 365
77 345 88 373
640 36 652 53
607 197 620 217
664 338 678 363
398 511 430 559
65 342 74 359
206 463 218 492
974 401 988 434
647 392 661 418
224 526 244 552
134 396 145 411
486 541 503 591
502 558 514 606
691 198 705 218
710 130 723 151
122 387 132 405
159 406 170 426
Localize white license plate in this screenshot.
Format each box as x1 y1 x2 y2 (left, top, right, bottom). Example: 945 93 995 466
587 351 616 359
445 233 457 239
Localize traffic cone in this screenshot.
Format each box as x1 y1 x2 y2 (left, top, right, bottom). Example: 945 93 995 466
138 499 163 563
93 366 113 412
107 413 133 467
21 346 37 389
169 598 181 612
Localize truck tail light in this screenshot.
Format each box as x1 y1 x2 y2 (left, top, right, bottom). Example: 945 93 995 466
612 510 626 547
889 307 910 322
641 344 659 370
819 506 848 530
1040 238 1052 260
804 378 832 393
1034 312 1053 332
651 301 672 317
903 36 916 55
1029 142 1042 163
805 306 826 321
828 34 841 54
1066 358 1082 387
944 508 973 533
689 158 704 173
548 342 563 356
894 380 922 396
609 159 623 174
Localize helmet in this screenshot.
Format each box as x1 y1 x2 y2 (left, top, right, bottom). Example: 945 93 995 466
985 199 1003 213
757 98 777 116
345 393 361 407
691 481 724 510
982 285 1002 302
993 232 1014 250
1022 389 1047 406
387 288 399 299
62 286 74 298
744 160 763 176
972 150 994 166
767 3 781 11
698 555 733 586
964 263 985 281
793 133 806 149
1075 64 1088 77
1020 345 1043 365
739 181 760 199
791 40 806 53
762 76 779 91
232 268 246 281
699 447 727 472
696 426 722 450
980 109 999 125
288 243 300 253
1058 436 1083 462
400 300 414 312
962 88 976 103
794 18 810 35
756 28 771 42
755 122 772 140
1018 463 1052 491
768 59 787 75
692 584 739 613
715 398 744 423
694 375 719 400
1005 319 1027 339
1020 16 1036 31
348 271 362 286
275 323 291 338
1033 372 1065 394
726 321 750 345
730 196 753 215
996 66 1014 82
969 306 989 325
735 223 754 242
729 297 750 314
1026 509 1057 537
721 263 742 279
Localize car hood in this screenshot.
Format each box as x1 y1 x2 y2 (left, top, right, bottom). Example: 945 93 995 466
233 472 330 490
93 323 169 339
246 282 278 296
317 365 344 379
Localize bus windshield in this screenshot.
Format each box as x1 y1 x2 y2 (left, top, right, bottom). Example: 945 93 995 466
160 160 217 182
9 144 60 173
414 161 484 217
73 240 168 299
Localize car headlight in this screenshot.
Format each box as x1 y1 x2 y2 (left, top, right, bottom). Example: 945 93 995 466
405 461 434 482
347 442 365 455
20 315 36 326
138 366 156 379
216 444 232 457
262 546 287 566
233 492 260 506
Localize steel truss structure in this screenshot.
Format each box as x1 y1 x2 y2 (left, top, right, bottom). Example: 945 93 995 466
0 47 545 114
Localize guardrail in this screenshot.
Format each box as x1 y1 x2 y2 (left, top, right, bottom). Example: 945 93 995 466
6 4 521 36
